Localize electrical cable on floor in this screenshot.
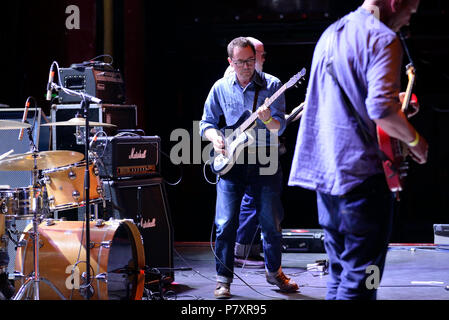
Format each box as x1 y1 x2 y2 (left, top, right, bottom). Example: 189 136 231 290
172 247 217 283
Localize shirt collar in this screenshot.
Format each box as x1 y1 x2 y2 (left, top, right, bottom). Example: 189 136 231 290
229 70 265 88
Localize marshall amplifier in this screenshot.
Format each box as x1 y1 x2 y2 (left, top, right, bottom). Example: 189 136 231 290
102 176 174 282
92 135 160 179
57 62 126 104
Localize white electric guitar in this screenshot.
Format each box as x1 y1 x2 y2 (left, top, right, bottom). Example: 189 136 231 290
210 68 306 175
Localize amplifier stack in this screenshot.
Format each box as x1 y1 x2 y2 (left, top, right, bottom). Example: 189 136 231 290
93 135 174 283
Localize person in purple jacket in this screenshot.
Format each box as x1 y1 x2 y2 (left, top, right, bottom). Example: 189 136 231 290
289 0 427 299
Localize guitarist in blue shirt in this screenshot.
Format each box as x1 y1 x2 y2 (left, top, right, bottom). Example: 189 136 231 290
200 37 298 298
224 37 268 269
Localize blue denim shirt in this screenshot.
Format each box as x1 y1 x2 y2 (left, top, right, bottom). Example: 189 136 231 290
288 7 403 195
199 70 286 145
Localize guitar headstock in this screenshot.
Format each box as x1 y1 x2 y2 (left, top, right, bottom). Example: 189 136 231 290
405 63 415 81
285 68 307 89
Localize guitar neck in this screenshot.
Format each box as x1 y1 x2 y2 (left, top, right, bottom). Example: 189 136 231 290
401 65 416 113
238 83 287 132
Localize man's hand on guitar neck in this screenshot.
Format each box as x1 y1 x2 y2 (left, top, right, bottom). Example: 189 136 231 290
256 98 281 132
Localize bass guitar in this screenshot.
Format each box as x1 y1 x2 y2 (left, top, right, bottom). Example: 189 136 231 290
210 68 306 175
377 63 416 194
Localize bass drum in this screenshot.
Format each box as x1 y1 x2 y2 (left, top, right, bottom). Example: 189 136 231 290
14 219 145 300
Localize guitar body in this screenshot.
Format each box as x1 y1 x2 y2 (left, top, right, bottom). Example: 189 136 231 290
377 64 416 195
376 126 406 192
210 111 255 175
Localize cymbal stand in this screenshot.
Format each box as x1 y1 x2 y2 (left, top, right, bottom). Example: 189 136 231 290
13 125 65 300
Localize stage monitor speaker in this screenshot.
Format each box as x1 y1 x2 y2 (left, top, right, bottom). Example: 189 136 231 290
0 108 50 187
102 177 174 281
281 229 325 253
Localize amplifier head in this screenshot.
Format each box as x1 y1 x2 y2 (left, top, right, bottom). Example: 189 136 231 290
93 135 161 179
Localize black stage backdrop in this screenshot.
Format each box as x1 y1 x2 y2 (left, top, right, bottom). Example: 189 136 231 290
0 0 448 243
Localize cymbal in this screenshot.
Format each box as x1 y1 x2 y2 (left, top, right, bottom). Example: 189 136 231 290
0 150 84 171
0 120 32 130
42 117 116 127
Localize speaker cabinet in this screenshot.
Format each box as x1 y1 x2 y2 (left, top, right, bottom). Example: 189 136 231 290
102 177 174 281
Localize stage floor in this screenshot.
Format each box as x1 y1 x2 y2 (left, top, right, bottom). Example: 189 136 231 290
162 242 449 300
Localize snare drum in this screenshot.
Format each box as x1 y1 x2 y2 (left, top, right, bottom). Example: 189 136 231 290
0 187 43 219
42 161 103 211
15 219 145 300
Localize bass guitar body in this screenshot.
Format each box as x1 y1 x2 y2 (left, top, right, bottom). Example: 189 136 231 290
377 126 407 192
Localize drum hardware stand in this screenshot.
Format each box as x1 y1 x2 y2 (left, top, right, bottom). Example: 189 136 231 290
143 267 191 300
50 82 102 300
13 127 65 300
136 187 142 227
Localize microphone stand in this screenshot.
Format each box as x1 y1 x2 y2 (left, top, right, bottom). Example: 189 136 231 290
81 96 92 299
50 82 101 300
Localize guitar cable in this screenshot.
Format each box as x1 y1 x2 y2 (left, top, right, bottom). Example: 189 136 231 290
202 160 220 185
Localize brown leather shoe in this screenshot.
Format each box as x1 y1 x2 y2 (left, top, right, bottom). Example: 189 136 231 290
266 271 299 293
214 282 231 299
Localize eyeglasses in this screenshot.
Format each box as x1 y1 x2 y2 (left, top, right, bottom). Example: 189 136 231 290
232 57 256 67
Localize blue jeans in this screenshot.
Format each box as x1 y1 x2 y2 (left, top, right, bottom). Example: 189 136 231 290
215 164 284 283
235 194 261 255
317 174 394 300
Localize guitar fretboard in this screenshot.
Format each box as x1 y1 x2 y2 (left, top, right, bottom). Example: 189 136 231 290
237 83 287 133
401 65 415 114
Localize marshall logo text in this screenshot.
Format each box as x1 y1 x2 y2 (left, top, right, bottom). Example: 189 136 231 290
140 218 156 229
129 148 147 160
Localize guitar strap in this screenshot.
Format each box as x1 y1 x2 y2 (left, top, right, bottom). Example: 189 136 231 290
252 85 261 112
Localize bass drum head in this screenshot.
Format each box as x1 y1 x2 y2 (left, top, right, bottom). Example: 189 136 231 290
14 219 145 300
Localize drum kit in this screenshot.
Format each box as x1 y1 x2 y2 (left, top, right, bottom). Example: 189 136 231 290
0 118 146 300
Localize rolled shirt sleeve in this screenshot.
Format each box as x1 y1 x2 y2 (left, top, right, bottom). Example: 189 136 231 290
365 35 403 120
